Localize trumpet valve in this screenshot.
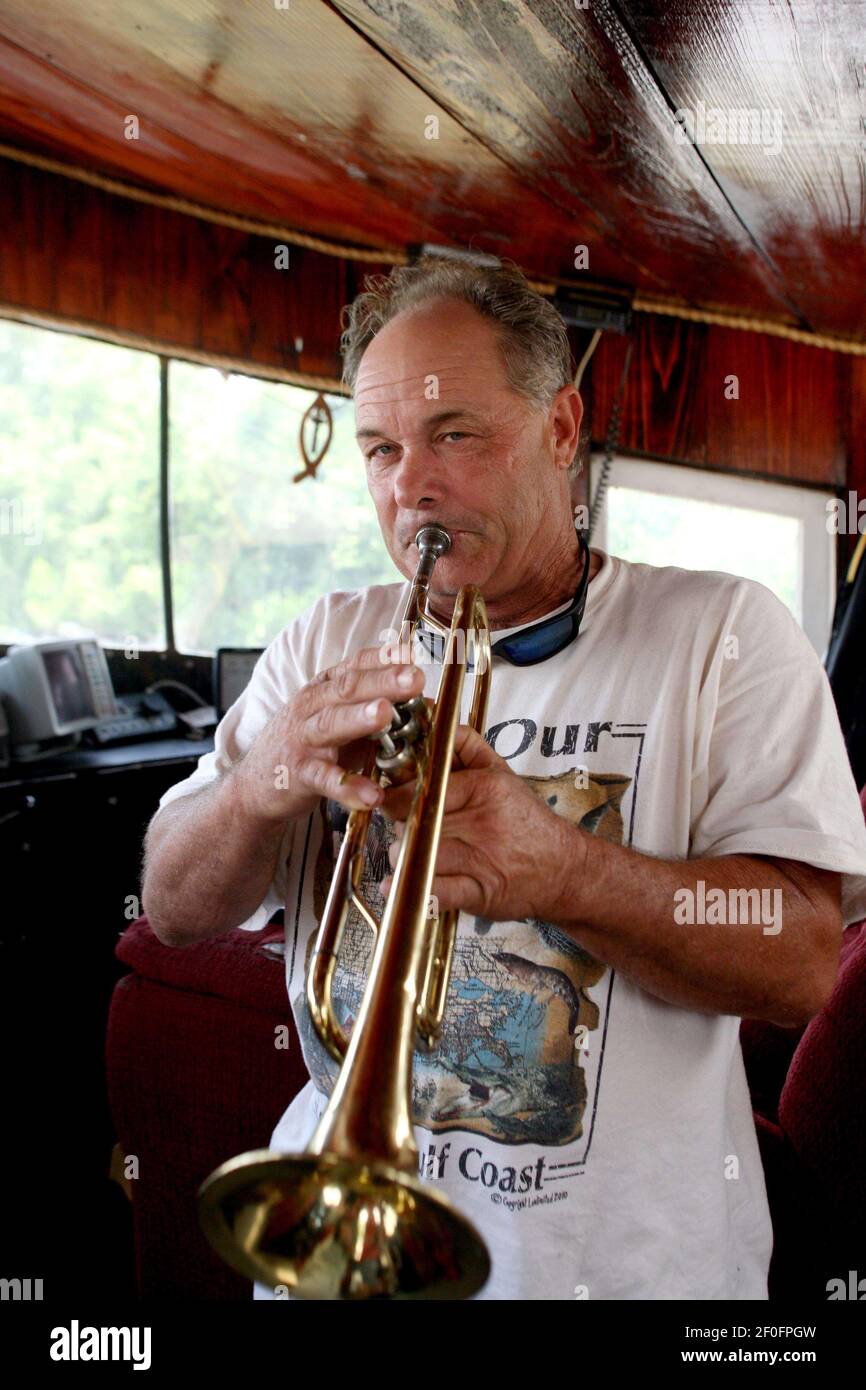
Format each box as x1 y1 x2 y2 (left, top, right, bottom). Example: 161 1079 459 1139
375 696 430 777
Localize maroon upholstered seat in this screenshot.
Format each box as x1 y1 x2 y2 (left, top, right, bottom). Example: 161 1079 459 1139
748 919 866 1299
106 916 309 1300
738 781 866 1298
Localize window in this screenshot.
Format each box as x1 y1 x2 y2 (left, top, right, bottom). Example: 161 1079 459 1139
169 362 398 653
0 319 163 647
588 456 836 656
2 317 839 660
0 319 399 653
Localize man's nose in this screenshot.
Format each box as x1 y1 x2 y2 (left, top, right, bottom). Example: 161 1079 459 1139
391 446 444 510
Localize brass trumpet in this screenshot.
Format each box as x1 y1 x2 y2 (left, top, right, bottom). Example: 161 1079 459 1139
198 525 492 1299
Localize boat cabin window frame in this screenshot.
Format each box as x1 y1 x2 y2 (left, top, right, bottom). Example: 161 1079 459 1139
588 454 836 657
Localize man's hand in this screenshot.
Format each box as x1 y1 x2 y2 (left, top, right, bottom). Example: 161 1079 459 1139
231 647 425 823
379 724 580 920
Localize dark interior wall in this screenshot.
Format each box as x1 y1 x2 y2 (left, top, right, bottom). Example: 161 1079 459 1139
588 314 849 489
0 156 387 385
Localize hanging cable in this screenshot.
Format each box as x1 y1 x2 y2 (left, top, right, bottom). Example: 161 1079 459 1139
587 339 634 542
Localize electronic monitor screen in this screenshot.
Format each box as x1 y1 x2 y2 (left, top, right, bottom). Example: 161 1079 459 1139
215 648 264 719
0 638 118 755
41 646 97 725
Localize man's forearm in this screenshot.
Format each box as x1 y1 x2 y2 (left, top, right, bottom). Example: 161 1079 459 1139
142 766 290 946
548 829 840 1027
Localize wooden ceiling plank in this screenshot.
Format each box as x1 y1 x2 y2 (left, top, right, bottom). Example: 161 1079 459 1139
0 31 438 250
330 0 801 321
619 0 866 337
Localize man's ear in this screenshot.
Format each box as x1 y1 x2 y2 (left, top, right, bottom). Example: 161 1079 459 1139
550 385 583 473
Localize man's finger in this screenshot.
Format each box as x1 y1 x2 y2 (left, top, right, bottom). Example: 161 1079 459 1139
311 643 425 687
388 833 473 878
294 755 383 810
380 767 480 821
302 696 396 750
308 645 385 685
451 723 505 771
380 871 483 916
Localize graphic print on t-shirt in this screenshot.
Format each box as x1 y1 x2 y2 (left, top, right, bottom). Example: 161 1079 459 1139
289 718 646 1159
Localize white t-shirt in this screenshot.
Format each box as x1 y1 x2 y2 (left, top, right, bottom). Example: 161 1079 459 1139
159 548 866 1300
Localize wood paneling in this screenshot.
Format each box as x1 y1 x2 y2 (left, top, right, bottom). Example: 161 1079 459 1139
0 158 351 380
590 313 848 487
704 329 847 485
1 157 862 499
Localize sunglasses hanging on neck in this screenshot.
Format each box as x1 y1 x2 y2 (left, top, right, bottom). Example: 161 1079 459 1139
416 530 592 669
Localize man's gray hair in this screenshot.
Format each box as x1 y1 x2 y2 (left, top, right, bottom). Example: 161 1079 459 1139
340 256 575 417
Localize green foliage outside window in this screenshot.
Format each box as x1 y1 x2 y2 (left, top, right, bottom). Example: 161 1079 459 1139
168 361 398 652
0 320 162 646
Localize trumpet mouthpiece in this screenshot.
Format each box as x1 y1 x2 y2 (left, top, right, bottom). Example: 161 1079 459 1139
414 525 451 557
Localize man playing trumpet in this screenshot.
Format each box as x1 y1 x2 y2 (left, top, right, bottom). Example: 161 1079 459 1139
143 257 866 1300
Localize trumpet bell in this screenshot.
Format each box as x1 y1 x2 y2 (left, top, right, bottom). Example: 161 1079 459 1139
198 1149 490 1300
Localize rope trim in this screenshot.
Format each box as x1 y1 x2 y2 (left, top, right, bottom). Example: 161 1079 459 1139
1 141 864 357
573 328 602 391
632 294 866 357
0 141 409 264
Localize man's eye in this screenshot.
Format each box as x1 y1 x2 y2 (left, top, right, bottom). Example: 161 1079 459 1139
442 431 468 443
368 443 394 459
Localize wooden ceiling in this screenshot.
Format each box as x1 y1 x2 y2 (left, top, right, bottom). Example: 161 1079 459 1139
0 0 863 339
